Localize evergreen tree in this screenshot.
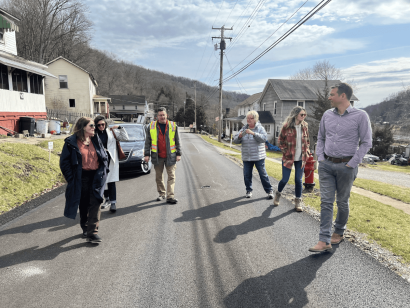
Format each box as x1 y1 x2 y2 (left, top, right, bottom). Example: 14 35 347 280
372 124 394 158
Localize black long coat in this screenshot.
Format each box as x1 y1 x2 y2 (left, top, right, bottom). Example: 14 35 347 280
59 134 109 219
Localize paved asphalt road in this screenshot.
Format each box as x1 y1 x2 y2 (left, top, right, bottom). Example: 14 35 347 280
1 132 410 308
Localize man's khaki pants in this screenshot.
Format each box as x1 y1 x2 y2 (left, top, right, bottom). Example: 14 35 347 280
154 157 177 199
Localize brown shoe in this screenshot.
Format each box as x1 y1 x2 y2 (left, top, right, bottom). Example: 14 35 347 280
308 242 332 252
331 233 344 245
273 191 281 206
295 198 302 212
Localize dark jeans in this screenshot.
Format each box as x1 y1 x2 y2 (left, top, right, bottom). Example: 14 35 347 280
243 159 272 193
104 182 117 203
278 160 304 198
79 170 101 235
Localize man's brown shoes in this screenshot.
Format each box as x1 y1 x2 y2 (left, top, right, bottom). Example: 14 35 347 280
308 241 332 252
331 233 344 245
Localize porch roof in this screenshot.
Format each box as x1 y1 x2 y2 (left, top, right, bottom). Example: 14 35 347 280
225 115 245 123
0 55 56 78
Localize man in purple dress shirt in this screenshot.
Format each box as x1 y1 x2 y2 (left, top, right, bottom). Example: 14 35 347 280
309 83 372 253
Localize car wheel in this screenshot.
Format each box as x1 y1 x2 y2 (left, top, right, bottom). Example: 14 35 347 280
141 160 152 174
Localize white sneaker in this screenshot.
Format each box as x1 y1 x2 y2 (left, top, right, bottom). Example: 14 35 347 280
101 199 111 209
157 195 165 201
267 191 274 199
245 191 252 198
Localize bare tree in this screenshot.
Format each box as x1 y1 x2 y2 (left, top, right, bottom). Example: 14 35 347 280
289 60 344 81
2 0 92 64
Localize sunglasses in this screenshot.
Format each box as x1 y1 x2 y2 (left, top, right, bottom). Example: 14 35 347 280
88 124 95 128
299 114 307 117
97 123 105 127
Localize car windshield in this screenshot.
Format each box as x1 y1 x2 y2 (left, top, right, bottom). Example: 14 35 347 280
119 125 145 141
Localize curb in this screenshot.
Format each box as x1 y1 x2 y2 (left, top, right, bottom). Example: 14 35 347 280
0 184 67 227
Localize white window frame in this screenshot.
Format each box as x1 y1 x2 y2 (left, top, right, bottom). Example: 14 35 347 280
275 125 280 138
263 103 266 111
297 101 305 108
273 101 277 115
264 125 271 133
59 75 68 89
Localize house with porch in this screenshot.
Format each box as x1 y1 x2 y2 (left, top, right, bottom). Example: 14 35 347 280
258 79 359 145
44 56 109 118
237 92 261 116
109 95 154 123
0 8 57 135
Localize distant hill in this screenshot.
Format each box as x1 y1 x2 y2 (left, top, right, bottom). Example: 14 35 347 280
363 87 410 125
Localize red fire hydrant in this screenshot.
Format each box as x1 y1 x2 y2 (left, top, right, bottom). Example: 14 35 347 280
303 153 316 189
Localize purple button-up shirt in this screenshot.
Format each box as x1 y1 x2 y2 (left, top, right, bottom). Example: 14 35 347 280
316 105 372 168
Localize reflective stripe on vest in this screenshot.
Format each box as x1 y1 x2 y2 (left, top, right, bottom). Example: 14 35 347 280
149 121 177 153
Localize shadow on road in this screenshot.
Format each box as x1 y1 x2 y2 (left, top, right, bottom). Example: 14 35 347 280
214 207 294 243
0 200 161 236
224 249 337 308
174 196 267 222
0 216 78 236
0 234 88 269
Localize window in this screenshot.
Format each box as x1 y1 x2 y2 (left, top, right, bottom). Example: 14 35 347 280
135 105 138 110
297 101 305 108
263 103 266 111
69 99 75 107
0 63 9 90
59 75 68 88
0 29 4 44
12 69 28 92
264 125 271 133
29 74 43 94
123 105 125 110
273 101 277 115
275 125 280 138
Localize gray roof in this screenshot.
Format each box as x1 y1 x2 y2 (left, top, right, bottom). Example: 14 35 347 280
268 79 359 101
225 115 245 122
257 111 275 124
238 92 262 107
109 95 146 105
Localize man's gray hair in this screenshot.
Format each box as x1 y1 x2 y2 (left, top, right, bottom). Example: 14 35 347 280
158 107 167 114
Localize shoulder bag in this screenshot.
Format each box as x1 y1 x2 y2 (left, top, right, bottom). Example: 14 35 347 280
110 128 126 160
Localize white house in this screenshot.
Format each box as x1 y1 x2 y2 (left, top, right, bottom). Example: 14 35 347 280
237 92 261 116
0 8 56 135
44 56 109 118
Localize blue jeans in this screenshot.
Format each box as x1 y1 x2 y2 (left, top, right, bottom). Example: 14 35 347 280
318 160 358 244
243 159 272 193
278 161 304 198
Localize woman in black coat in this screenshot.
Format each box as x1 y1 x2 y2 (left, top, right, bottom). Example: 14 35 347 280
60 117 109 243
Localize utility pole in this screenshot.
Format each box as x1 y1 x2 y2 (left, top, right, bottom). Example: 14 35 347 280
212 26 232 142
190 82 197 133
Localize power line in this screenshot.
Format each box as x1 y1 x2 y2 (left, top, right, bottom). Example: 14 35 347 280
222 0 332 84
226 0 268 53
224 0 240 26
225 0 310 75
224 53 248 94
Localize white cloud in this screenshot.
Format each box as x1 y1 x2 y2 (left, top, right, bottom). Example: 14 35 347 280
316 0 410 25
343 57 410 107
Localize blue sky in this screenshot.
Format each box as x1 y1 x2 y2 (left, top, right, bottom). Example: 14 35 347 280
84 0 410 108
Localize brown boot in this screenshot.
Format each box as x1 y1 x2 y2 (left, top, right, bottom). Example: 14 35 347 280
273 191 281 206
295 198 302 212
